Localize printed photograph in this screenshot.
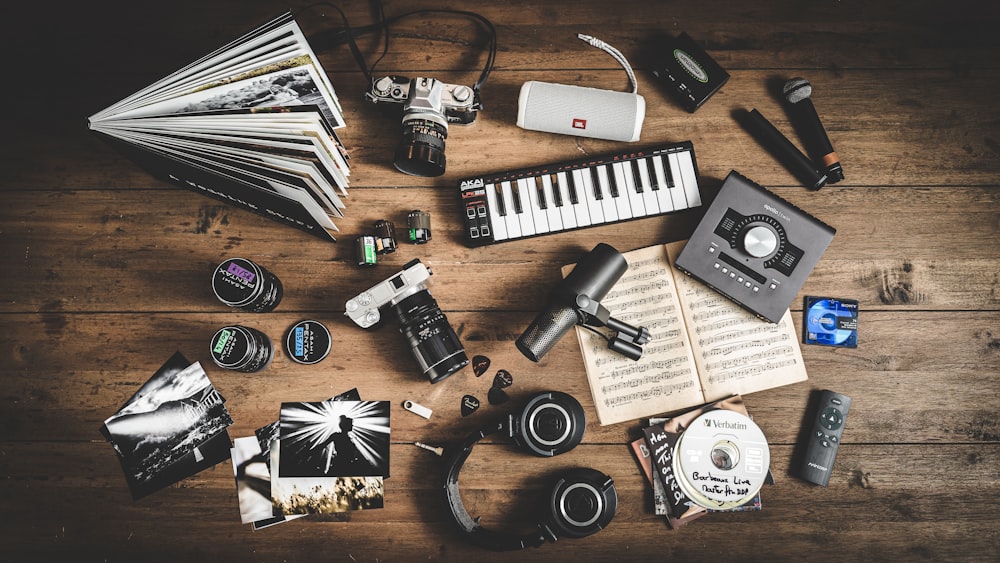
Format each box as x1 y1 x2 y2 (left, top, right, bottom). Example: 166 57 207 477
103 361 233 491
278 400 389 478
270 439 385 515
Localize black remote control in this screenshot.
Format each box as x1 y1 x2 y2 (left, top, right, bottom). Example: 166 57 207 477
799 390 851 486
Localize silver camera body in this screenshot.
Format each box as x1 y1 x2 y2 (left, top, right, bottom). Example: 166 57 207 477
365 76 479 176
345 259 431 328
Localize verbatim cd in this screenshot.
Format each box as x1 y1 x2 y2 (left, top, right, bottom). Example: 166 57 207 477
672 409 770 510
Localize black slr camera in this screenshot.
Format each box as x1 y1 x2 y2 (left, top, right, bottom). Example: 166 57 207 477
365 76 479 177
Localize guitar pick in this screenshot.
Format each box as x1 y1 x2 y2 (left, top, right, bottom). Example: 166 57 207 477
461 395 481 417
488 386 510 406
492 369 513 389
472 355 491 377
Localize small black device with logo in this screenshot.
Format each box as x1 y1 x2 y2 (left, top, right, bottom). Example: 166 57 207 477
651 32 730 112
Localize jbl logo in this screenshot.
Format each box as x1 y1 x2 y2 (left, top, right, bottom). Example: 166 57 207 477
572 118 587 129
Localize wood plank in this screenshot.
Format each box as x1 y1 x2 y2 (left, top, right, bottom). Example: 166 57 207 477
1 187 997 312
0 442 995 561
2 312 997 444
5 68 1000 190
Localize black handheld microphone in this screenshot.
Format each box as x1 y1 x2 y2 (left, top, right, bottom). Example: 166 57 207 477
783 77 844 183
741 108 828 190
516 243 649 362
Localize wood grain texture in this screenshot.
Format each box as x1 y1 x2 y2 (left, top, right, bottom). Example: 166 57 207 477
1 0 998 561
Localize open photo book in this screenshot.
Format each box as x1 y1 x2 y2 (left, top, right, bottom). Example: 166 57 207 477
88 12 349 241
565 240 808 425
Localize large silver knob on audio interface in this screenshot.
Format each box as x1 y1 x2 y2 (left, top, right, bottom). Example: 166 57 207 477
742 225 778 258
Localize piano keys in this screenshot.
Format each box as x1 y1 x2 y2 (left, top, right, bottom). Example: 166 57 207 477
458 141 701 246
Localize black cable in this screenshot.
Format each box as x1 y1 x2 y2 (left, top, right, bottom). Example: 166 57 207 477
296 1 497 106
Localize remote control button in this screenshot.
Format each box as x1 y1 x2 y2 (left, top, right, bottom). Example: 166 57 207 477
820 407 844 430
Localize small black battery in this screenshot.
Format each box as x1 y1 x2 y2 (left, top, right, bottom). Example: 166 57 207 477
651 32 730 113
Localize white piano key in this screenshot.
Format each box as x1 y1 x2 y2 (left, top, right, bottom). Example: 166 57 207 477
637 157 660 215
610 162 634 220
597 165 619 222
619 160 646 217
512 179 536 236
666 152 688 210
485 183 508 241
675 150 702 208
652 155 676 213
578 168 605 224
566 171 591 227
500 181 523 239
551 173 577 230
540 174 564 231
522 177 549 234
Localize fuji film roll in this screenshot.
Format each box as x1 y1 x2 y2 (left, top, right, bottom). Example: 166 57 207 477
672 409 770 510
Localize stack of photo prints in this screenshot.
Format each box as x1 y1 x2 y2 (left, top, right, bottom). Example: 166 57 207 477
101 352 233 500
231 388 390 530
630 395 773 528
87 12 350 241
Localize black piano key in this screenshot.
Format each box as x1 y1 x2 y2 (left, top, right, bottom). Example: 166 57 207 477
646 157 660 190
511 181 524 214
566 172 579 204
550 174 564 207
494 184 507 216
630 160 644 193
590 167 604 200
663 155 676 188
606 165 620 197
534 176 547 209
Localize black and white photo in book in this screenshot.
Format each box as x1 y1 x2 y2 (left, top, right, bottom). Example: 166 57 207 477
102 356 233 499
87 12 350 241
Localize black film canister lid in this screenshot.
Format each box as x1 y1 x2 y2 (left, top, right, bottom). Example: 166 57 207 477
284 320 332 365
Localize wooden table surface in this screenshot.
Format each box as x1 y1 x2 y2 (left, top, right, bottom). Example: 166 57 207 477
2 0 998 561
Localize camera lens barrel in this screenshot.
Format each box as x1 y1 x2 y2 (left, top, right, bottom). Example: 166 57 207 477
392 289 468 383
394 118 448 177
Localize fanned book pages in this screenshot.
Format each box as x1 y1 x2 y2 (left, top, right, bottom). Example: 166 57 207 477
88 12 349 241
565 240 808 425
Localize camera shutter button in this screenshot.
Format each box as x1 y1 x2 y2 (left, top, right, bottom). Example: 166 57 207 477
452 85 472 102
373 76 394 96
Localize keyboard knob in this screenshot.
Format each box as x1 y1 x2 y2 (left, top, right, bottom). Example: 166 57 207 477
742 225 778 258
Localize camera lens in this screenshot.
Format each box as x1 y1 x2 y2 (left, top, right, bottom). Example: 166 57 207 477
394 118 447 177
392 288 468 383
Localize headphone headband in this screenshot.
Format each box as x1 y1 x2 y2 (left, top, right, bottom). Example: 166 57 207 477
441 391 616 551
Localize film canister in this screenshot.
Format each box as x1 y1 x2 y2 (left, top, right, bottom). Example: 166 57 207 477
373 220 397 254
210 325 274 373
284 320 332 365
212 257 283 312
407 210 432 244
355 235 377 267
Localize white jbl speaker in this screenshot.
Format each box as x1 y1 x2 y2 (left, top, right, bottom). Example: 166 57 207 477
516 80 646 142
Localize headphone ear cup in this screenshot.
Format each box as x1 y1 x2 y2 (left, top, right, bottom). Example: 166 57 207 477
547 468 618 539
513 391 586 456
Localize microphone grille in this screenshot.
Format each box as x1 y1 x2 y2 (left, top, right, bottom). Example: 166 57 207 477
783 77 812 104
516 306 580 362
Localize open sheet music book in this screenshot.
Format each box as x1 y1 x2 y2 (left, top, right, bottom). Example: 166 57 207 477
566 240 808 425
88 12 349 241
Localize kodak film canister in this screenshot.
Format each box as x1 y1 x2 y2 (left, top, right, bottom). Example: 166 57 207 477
210 325 274 373
212 257 283 312
407 210 431 244
374 220 397 254
284 320 332 365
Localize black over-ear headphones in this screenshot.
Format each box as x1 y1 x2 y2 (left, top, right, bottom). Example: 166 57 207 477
442 391 618 551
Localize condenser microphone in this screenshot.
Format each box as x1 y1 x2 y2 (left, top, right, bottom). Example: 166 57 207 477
783 78 844 183
516 244 649 362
